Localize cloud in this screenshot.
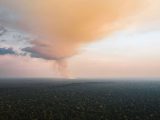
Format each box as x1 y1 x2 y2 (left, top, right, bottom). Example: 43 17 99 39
1 0 146 60
21 47 60 60
0 0 160 61
0 47 17 55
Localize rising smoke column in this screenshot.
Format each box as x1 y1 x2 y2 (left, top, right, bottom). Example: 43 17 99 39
0 0 151 77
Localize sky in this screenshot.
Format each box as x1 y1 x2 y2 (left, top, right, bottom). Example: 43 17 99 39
0 0 160 79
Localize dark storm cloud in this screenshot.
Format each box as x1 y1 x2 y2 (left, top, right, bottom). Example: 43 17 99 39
0 47 17 55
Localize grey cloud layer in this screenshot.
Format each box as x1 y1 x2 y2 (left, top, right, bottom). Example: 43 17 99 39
0 24 36 58
21 47 74 60
0 47 17 55
22 47 49 60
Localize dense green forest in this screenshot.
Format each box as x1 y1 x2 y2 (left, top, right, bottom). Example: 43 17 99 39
0 80 160 120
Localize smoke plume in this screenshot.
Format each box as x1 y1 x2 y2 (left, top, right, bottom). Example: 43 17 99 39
0 0 155 78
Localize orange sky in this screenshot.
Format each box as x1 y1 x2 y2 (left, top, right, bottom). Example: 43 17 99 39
0 0 160 78
2 0 145 58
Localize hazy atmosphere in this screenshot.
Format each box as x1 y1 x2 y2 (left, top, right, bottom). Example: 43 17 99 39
0 0 160 78
1 1 160 120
